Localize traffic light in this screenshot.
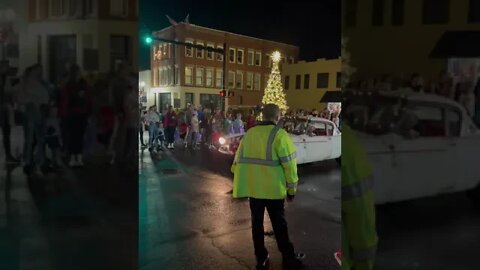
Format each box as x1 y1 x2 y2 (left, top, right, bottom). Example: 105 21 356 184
219 90 226 97
144 36 153 45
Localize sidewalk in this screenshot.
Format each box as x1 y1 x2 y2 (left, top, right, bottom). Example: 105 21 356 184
0 125 138 270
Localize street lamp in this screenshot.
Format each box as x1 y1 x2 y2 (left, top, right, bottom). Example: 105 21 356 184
144 36 153 45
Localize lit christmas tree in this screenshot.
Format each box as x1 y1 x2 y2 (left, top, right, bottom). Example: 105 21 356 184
262 51 289 115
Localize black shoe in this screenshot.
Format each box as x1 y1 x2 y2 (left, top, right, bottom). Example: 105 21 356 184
256 254 270 270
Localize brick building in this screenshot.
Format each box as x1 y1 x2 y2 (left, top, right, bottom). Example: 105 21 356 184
25 0 138 82
150 22 299 111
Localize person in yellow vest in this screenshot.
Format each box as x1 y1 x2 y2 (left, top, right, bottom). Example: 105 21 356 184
342 123 378 270
231 104 305 270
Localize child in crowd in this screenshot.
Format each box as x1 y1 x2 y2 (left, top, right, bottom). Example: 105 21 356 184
232 113 244 134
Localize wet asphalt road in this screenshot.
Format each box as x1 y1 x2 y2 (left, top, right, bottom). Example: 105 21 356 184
139 145 341 270
375 192 480 270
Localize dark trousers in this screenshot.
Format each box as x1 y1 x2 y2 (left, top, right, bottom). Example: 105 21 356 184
1 110 11 157
68 115 88 156
249 198 295 262
165 126 176 144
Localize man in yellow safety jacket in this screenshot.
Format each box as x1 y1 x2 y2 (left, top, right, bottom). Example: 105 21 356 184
231 104 305 270
342 123 378 270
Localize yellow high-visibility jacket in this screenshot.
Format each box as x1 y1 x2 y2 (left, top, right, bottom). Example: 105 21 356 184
231 122 298 199
342 124 378 270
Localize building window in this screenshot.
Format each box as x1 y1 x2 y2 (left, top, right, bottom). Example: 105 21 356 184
304 74 310 89
68 0 79 16
86 0 96 16
345 0 358 27
185 66 193 85
254 51 262 66
229 48 236 63
110 35 131 70
254 73 261 91
246 72 254 90
266 54 272 68
295 75 301 89
236 71 243 89
175 65 179 85
228 71 235 88
216 69 223 88
185 39 193 57
289 57 294 64
185 93 194 106
391 0 405 25
423 0 450 24
195 67 204 86
372 0 385 26
317 73 329 88
469 0 480 23
206 68 214 87
336 72 341 88
206 43 214 60
247 50 254 65
284 76 290 90
237 49 244 64
196 41 204 58
50 0 67 17
110 0 128 17
216 44 224 61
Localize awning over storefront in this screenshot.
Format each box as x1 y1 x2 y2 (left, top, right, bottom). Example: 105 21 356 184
320 91 342 103
430 31 480 58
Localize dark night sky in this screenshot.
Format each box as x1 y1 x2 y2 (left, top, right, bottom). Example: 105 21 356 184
139 0 340 70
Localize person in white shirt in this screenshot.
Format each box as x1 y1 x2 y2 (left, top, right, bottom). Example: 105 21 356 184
146 106 160 151
190 110 200 149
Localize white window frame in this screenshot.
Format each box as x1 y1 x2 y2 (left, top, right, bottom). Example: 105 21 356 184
236 71 244 89
229 47 236 63
185 39 194 57
206 68 214 87
246 72 254 90
228 70 236 89
255 51 262 66
237 48 244 64
216 44 224 61
185 66 193 85
206 43 215 60
216 69 224 88
247 50 254 66
168 66 173 85
195 66 204 86
110 0 128 17
196 41 204 59
254 73 261 91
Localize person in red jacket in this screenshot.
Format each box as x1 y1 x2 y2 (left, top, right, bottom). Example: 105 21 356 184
245 109 257 131
163 105 177 149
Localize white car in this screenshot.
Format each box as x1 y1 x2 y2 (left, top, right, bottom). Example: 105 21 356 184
348 90 480 204
217 117 342 164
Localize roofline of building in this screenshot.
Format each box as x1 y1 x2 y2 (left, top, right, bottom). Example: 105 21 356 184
153 22 299 49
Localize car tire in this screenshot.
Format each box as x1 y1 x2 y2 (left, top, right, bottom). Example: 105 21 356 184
467 184 480 202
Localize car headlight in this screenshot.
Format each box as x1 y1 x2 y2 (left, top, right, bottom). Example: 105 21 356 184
219 137 226 145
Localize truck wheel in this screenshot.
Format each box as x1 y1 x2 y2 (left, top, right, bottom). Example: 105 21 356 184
467 184 480 202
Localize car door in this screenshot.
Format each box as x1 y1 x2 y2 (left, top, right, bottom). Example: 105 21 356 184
445 107 480 192
305 121 332 162
389 102 453 202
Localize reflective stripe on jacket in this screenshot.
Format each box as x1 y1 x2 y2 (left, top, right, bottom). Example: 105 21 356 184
342 124 378 270
231 122 298 199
